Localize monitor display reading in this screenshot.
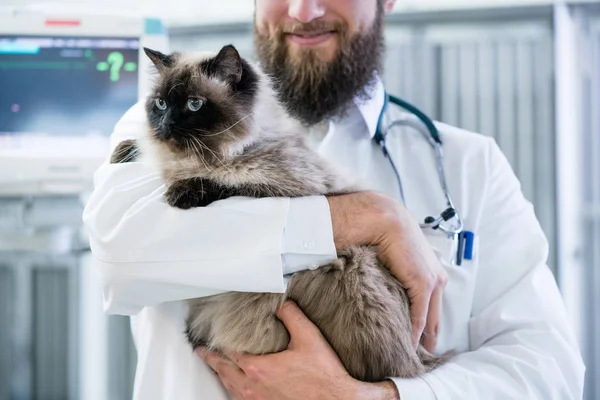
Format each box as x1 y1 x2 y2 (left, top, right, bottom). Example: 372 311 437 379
0 36 139 137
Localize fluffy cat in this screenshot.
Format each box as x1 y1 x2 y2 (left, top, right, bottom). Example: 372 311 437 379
111 44 446 382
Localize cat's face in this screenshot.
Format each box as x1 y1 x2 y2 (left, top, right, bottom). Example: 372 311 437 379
143 45 259 162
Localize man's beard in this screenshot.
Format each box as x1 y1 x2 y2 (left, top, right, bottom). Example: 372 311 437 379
254 9 385 127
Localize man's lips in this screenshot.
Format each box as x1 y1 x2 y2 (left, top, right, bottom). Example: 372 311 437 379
285 31 336 46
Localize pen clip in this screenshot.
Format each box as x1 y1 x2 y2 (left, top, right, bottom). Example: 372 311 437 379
456 232 465 266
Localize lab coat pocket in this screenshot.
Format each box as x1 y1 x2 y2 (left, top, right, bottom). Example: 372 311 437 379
424 231 476 353
423 232 477 276
424 232 458 267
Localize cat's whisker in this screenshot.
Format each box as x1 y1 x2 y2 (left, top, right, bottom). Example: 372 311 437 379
192 142 208 171
198 146 213 172
185 136 200 160
197 145 214 172
189 136 220 172
197 139 231 173
188 136 213 172
171 127 211 170
190 128 210 134
173 125 235 173
195 138 217 159
202 113 254 137
190 146 206 173
187 143 201 170
183 140 200 170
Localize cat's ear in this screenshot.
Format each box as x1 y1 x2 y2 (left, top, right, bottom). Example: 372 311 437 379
144 47 173 71
212 45 243 86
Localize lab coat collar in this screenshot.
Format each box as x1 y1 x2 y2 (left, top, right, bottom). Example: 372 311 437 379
354 75 386 139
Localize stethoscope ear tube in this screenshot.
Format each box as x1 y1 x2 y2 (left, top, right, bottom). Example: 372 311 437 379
387 94 443 145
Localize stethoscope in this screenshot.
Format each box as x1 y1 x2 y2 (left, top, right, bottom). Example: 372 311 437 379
373 93 464 239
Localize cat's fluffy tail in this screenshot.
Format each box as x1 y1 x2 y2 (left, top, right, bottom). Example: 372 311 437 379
418 347 453 371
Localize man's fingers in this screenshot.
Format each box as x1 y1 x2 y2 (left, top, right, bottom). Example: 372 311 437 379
409 289 432 348
224 385 244 400
223 350 262 373
422 286 443 352
198 347 238 374
197 347 248 394
198 347 229 372
275 300 321 347
217 366 248 400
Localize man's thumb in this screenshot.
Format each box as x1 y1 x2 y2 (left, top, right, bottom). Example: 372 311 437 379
276 300 320 346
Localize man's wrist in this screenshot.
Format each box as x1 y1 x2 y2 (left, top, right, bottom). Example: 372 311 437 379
326 191 399 251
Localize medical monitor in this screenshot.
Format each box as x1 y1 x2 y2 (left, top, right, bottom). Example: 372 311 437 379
0 35 139 137
0 11 168 195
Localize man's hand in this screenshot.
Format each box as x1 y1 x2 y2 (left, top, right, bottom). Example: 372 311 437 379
199 301 399 400
327 191 448 352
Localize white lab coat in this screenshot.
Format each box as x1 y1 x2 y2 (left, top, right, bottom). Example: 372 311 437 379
82 79 585 400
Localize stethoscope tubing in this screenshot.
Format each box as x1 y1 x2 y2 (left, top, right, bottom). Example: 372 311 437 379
375 93 464 237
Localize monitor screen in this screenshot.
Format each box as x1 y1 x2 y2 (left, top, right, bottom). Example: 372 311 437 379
0 35 139 137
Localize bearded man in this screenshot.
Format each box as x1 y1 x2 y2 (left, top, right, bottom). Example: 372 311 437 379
83 1 585 399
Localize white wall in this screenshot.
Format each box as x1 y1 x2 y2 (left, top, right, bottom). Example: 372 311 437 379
0 0 581 27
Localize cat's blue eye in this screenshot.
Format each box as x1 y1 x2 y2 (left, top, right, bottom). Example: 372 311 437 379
187 98 204 112
155 98 167 111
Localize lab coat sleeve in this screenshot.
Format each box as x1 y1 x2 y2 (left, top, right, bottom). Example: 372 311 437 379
391 138 585 400
282 195 338 274
82 104 337 316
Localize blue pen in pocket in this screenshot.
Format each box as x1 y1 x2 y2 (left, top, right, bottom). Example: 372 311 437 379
463 231 475 261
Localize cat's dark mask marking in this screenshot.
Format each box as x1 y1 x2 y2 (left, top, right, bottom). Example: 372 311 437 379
142 45 260 161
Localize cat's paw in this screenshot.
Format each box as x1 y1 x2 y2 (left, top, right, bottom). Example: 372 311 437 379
165 179 232 209
165 180 209 209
